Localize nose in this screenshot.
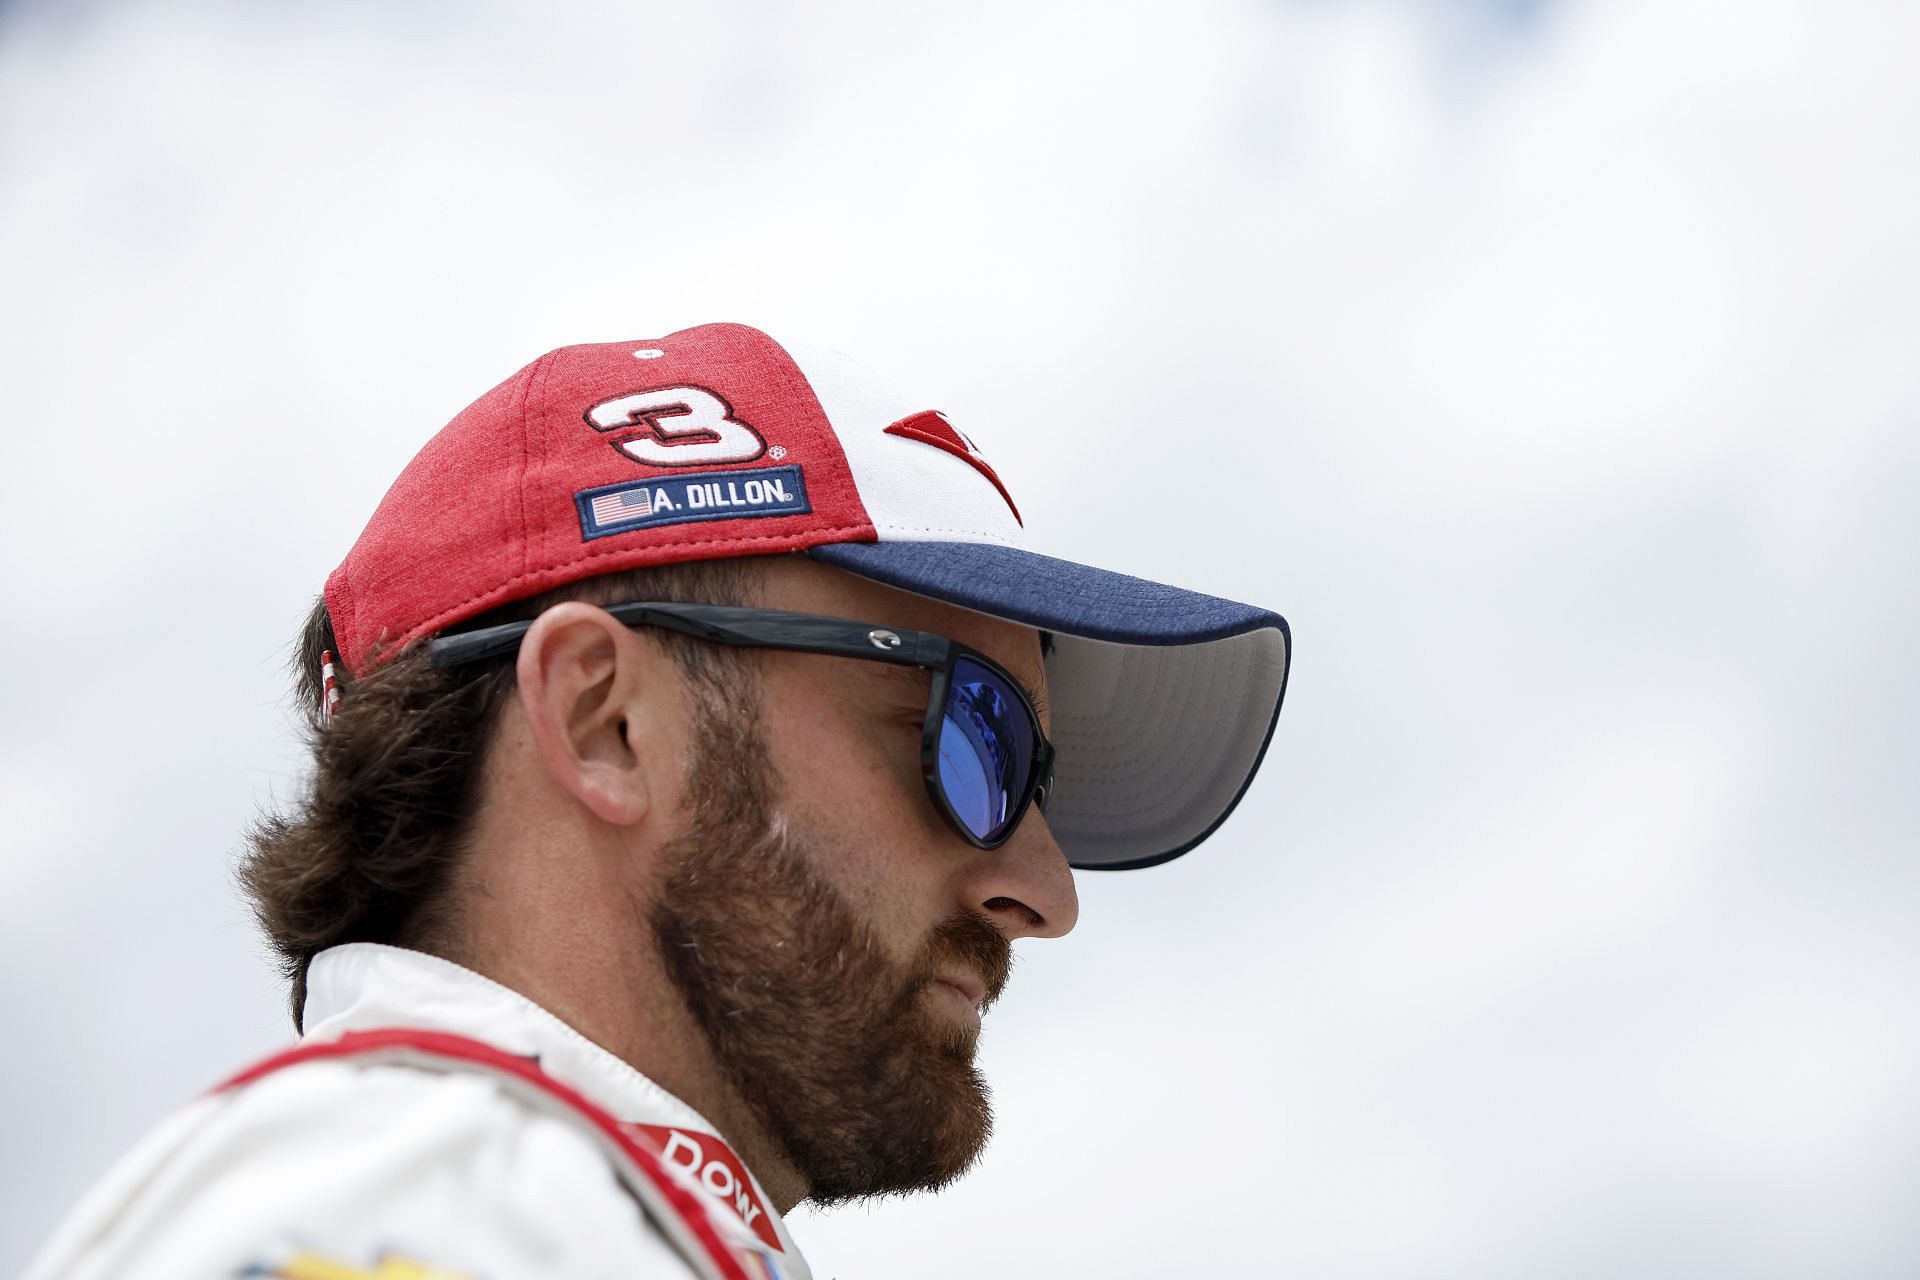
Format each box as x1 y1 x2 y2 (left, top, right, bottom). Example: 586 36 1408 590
959 810 1080 940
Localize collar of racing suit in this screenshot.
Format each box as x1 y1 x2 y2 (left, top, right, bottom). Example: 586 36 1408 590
302 941 811 1274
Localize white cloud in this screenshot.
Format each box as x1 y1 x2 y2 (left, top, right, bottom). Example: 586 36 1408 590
5 0 1919 1275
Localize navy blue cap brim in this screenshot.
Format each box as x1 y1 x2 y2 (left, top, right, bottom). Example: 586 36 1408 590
808 541 1290 869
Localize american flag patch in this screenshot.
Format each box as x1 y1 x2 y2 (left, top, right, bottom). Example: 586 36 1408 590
590 487 653 526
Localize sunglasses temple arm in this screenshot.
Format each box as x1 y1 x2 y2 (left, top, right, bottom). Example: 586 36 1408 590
428 624 528 668
426 610 742 669
909 632 953 667
609 604 954 669
428 605 955 671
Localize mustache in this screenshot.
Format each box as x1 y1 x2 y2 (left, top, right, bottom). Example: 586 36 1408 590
915 911 1015 1013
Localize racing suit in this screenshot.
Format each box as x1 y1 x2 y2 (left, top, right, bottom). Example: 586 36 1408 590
26 943 812 1280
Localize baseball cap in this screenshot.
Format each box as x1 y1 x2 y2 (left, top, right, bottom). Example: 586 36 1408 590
326 323 1290 870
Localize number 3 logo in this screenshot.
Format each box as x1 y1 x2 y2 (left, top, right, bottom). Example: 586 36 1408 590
584 386 767 467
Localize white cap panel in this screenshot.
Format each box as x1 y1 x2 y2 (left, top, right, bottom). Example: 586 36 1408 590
781 340 1029 550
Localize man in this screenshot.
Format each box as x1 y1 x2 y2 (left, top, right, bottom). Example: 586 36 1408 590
29 323 1290 1279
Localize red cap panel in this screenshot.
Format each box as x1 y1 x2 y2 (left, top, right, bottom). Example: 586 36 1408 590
326 324 876 675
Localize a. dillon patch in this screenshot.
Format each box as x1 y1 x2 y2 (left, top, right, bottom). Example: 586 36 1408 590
576 464 810 540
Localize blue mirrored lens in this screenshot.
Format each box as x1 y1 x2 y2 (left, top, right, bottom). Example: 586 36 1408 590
936 656 1037 842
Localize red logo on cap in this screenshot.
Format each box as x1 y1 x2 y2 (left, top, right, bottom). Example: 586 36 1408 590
883 410 1022 525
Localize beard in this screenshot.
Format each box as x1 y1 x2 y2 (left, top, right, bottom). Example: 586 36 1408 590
651 691 1013 1206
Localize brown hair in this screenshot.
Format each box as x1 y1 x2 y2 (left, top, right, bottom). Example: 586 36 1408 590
240 559 764 1030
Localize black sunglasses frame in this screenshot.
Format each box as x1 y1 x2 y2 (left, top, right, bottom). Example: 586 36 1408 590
428 601 1056 851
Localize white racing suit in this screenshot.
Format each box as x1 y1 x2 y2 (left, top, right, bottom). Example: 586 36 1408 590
27 943 812 1280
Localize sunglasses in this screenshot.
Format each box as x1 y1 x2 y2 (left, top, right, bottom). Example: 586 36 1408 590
428 602 1056 850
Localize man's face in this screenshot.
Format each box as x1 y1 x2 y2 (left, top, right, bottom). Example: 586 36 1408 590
651 561 1079 1204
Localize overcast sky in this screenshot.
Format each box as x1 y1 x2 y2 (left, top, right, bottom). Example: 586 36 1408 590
4 0 1918 1276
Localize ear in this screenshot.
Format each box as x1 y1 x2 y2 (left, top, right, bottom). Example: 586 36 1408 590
514 602 662 827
